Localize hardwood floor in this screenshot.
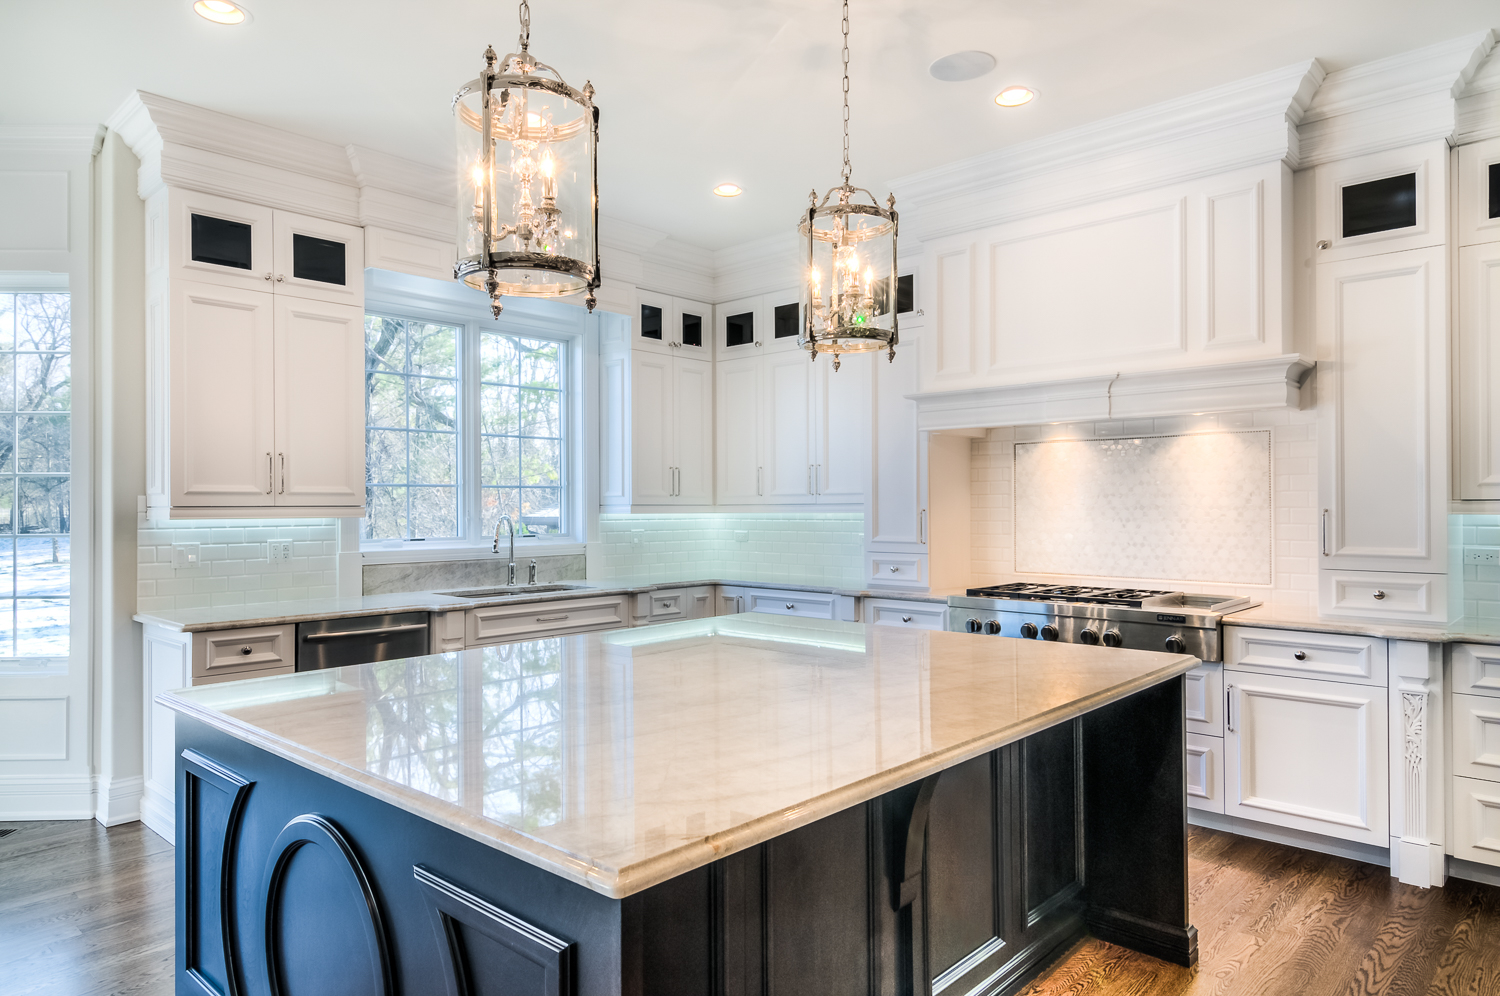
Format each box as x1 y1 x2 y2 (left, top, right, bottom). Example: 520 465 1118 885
1020 826 1500 996
1 819 1498 995
0 819 174 996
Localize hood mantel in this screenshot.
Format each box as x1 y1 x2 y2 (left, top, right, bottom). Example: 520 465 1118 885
909 354 1314 432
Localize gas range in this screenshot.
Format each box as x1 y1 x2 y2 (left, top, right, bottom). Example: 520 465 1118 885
946 583 1258 662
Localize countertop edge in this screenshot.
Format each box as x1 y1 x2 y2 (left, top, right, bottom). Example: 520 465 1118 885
158 652 1198 899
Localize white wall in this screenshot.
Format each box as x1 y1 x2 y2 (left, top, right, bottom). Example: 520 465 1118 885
971 408 1320 611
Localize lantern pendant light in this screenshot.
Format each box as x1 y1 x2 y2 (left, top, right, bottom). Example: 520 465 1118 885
454 0 601 317
800 0 898 371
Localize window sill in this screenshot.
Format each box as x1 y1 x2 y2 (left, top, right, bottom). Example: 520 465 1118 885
355 541 587 566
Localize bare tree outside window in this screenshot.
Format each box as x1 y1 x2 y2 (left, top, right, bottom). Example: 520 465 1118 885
0 292 71 661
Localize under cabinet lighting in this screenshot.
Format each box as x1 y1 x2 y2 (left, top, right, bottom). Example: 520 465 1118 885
713 183 743 198
194 0 249 24
995 86 1036 107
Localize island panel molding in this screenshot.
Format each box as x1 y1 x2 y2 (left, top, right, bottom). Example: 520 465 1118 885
179 749 253 996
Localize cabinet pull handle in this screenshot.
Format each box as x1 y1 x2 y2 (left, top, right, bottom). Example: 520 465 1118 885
536 613 570 623
266 452 273 494
757 467 763 496
278 453 286 494
920 510 927 544
808 465 813 495
1226 684 1236 732
1373 590 1386 600
1293 650 1307 661
1321 509 1330 557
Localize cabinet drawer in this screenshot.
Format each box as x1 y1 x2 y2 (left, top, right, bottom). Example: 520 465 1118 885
1186 733 1224 814
864 599 946 631
1225 625 1387 685
192 662 295 686
193 624 293 682
745 590 836 620
867 554 927 587
1185 663 1223 737
1453 644 1500 698
1453 693 1500 782
1451 776 1500 868
467 596 628 646
1319 570 1447 625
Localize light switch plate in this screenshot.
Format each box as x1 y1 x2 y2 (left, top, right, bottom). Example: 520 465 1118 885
172 543 200 569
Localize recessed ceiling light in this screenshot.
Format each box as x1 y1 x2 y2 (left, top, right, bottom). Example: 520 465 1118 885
995 86 1036 107
929 51 996 83
193 0 250 25
713 183 743 198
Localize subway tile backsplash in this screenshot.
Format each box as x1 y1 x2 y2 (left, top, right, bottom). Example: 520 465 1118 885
1457 514 1500 623
136 518 339 612
591 513 866 588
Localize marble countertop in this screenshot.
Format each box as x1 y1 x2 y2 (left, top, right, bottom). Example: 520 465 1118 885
133 578 951 633
159 614 1197 898
1222 605 1500 646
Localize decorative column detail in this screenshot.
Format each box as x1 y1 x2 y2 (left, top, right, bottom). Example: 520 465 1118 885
1402 689 1427 840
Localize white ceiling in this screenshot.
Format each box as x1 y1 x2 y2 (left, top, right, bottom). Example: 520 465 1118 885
3 0 1498 250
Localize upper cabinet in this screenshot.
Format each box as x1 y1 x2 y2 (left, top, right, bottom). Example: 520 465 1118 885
634 291 711 361
170 189 364 305
147 188 367 519
1312 141 1447 262
1455 136 1500 504
714 289 804 357
1456 136 1500 248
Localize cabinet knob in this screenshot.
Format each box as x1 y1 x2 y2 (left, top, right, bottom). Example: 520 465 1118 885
275 274 285 282
755 341 763 347
1316 240 1331 250
889 565 899 573
902 616 913 623
1293 650 1307 661
240 646 252 656
786 603 794 610
264 272 273 281
1373 590 1387 600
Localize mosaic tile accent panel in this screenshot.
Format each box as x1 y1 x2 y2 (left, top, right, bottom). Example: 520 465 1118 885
1014 430 1272 585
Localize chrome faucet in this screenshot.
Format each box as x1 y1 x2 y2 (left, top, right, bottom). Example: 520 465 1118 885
495 515 517 585
528 559 539 584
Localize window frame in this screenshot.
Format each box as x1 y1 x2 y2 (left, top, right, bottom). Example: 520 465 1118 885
360 270 588 558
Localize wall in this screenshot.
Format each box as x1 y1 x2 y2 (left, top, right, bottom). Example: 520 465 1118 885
971 408 1319 611
1456 514 1500 624
589 513 866 588
135 518 339 613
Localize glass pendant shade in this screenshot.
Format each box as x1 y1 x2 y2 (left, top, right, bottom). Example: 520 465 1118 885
801 185 899 367
454 44 600 317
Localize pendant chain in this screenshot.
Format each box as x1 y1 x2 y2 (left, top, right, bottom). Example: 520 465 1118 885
519 0 531 51
841 0 851 184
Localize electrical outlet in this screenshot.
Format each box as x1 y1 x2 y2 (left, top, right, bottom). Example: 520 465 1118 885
734 531 749 543
631 528 644 546
269 539 293 565
1464 547 1500 565
172 543 201 569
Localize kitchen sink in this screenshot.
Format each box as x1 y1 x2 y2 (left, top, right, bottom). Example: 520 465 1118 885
437 584 587 599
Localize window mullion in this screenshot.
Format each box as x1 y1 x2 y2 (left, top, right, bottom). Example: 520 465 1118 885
463 320 483 545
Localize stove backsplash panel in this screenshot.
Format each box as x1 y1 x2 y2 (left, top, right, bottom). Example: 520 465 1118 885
972 409 1319 610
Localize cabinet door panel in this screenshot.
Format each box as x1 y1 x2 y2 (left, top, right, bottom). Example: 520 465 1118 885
673 357 714 504
869 333 926 548
1457 243 1500 499
171 281 276 506
270 210 364 305
630 351 674 503
715 357 762 503
171 189 275 292
926 753 1001 986
274 297 365 507
1313 142 1446 260
762 351 814 503
1317 245 1446 573
1224 673 1388 844
816 352 870 503
1457 136 1500 247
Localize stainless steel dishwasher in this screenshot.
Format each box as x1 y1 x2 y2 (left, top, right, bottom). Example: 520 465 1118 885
295 612 430 671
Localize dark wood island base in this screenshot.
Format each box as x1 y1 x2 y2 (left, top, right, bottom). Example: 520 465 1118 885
175 676 1194 996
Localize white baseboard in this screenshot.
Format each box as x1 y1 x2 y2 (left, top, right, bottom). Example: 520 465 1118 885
0 773 97 821
1189 809 1391 867
1447 856 1500 888
94 774 144 827
140 782 175 845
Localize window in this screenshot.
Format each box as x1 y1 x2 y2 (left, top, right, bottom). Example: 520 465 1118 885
0 291 70 662
362 295 571 547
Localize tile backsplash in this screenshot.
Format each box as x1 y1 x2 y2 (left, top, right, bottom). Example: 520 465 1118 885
973 409 1319 611
590 513 866 587
1456 514 1500 624
137 518 339 612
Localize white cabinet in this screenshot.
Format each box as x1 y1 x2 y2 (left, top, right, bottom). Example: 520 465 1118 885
867 322 926 550
631 586 716 626
1315 244 1448 605
1311 141 1447 261
1185 662 1224 736
863 598 946 630
715 354 763 503
1186 733 1225 815
635 291 712 360
1455 136 1500 248
1449 644 1500 869
160 279 364 515
811 353 871 502
762 350 815 502
714 290 803 357
1223 669 1389 846
465 595 629 647
1455 242 1500 501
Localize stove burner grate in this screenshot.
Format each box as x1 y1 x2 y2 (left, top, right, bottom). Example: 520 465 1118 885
963 582 1180 607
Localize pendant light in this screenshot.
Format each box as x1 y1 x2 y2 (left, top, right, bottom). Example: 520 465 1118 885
453 0 601 317
800 0 898 371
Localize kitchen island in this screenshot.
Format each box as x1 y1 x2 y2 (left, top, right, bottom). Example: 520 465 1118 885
160 614 1199 996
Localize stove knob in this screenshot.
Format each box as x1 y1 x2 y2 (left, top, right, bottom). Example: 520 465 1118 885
984 620 1002 635
966 618 983 634
1040 624 1060 641
1102 629 1123 648
1164 635 1187 655
1020 622 1039 639
1079 628 1100 645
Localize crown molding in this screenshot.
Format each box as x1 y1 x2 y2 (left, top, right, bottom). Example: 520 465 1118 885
1457 40 1500 145
1297 30 1495 166
911 354 1313 431
0 125 102 158
890 60 1323 243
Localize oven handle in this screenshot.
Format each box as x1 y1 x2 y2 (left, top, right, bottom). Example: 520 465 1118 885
301 622 430 642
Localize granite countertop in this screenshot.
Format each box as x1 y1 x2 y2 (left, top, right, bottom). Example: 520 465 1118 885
158 614 1197 898
133 578 953 633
